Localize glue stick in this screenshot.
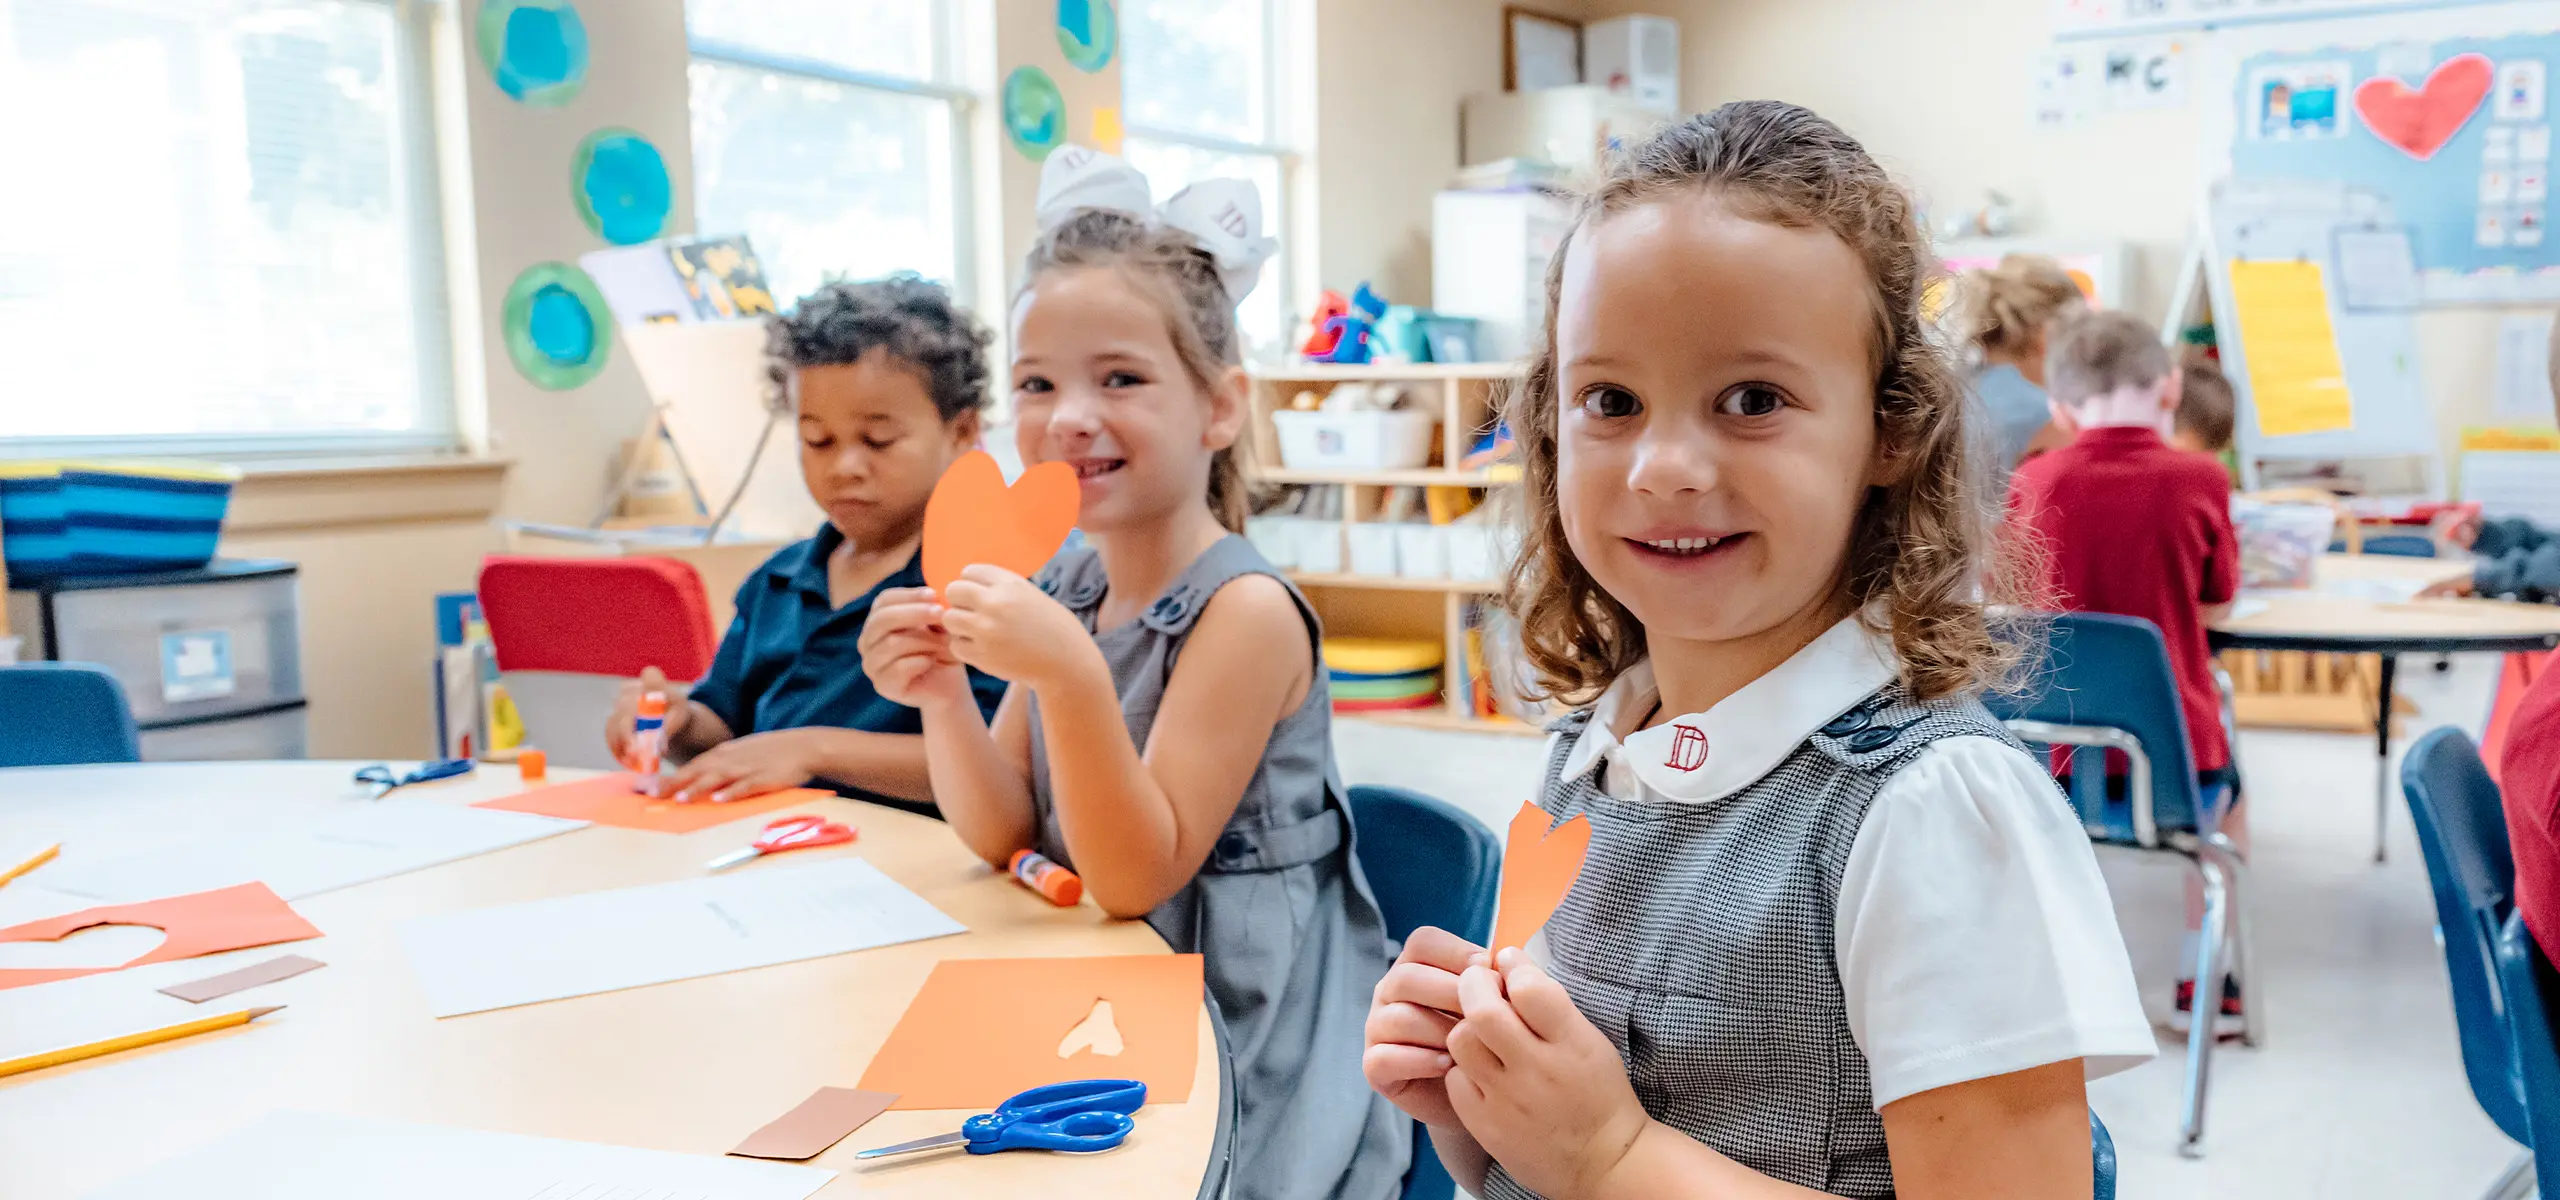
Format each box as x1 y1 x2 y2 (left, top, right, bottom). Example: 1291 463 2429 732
1008 849 1083 906
630 692 669 785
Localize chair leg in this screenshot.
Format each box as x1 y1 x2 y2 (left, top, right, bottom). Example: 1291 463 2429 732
2201 832 2265 1049
2482 1149 2534 1200
2180 854 2231 1159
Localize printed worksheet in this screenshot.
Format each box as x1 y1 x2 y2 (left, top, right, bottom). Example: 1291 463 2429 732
40 802 587 904
398 857 964 1017
81 1109 833 1200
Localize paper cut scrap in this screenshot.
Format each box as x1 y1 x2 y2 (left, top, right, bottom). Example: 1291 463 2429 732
921 451 1080 593
1057 998 1124 1058
474 773 830 834
160 954 327 1004
858 954 1202 1110
2228 259 2355 439
730 1087 899 1160
0 883 321 991
1492 803 1591 954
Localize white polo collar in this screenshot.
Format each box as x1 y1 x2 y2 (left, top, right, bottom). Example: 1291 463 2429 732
1560 617 1901 804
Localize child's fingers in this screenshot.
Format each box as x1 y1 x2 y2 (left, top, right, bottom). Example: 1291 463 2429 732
941 577 989 611
1444 1064 1487 1109
1373 960 1464 1014
866 630 949 667
1365 1000 1458 1050
957 564 1026 587
1495 953 1583 1043
709 770 789 804
859 601 946 647
1361 1041 1454 1085
672 759 747 804
941 608 993 643
1455 965 1534 1053
1446 1016 1506 1078
1398 926 1486 974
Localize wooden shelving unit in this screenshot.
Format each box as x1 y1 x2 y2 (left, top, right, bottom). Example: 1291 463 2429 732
1246 361 1539 738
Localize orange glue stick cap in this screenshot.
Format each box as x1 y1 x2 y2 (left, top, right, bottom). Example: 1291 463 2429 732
1008 848 1083 906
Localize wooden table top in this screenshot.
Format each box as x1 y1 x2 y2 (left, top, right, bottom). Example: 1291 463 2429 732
2211 555 2560 652
0 763 1222 1199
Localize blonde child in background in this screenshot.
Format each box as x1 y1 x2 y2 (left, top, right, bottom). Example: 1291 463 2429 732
857 147 1407 1200
1954 254 2086 479
1361 103 2152 1199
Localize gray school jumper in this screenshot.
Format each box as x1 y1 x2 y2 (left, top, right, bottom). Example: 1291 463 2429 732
1030 535 1410 1200
1479 687 2026 1200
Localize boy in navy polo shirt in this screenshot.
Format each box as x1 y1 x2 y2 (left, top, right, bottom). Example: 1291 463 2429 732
603 276 1007 814
2009 309 2246 1036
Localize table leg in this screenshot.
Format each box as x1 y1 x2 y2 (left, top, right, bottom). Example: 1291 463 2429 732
2373 654 2398 864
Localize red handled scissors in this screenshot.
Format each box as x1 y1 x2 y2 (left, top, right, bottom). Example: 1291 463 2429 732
705 814 856 871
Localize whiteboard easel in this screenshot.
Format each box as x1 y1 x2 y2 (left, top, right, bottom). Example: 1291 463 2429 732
612 321 822 542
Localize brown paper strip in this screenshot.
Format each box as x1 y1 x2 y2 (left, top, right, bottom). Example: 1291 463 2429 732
158 954 326 1004
729 1087 899 1161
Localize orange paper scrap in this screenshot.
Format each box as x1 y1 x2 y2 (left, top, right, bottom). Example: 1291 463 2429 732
920 451 1080 594
0 883 322 990
858 954 1203 1110
474 773 831 834
1491 803 1591 954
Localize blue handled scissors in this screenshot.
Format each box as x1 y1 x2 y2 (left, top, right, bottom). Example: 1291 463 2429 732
353 758 475 799
855 1078 1146 1160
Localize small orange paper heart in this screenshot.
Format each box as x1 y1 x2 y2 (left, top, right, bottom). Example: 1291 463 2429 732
1491 802 1591 954
922 451 1081 594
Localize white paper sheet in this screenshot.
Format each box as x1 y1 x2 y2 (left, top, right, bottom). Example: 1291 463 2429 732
81 1109 833 1200
2464 450 2560 526
40 803 588 904
2498 312 2559 420
398 857 964 1018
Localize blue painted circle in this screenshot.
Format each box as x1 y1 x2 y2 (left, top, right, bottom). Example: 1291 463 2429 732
574 129 672 245
1056 0 1116 73
1002 67 1065 160
526 283 596 363
501 262 612 390
478 0 588 107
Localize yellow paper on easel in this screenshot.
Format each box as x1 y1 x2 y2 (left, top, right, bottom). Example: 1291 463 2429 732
2229 259 2354 438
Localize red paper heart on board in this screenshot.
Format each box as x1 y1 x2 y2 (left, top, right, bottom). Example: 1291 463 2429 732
921 450 1080 594
2354 52 2493 161
1491 803 1592 954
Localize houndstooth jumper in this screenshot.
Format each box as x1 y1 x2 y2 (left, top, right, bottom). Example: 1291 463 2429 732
1478 684 2028 1200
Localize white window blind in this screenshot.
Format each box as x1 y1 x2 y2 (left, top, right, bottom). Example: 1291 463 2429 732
0 0 453 455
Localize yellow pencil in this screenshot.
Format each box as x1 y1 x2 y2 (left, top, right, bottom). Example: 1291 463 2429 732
0 1005 284 1079
0 843 58 889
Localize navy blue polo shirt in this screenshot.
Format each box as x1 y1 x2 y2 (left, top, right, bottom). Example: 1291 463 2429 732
688 523 1008 804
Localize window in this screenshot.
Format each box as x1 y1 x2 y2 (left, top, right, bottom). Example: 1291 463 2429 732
1122 0 1295 353
0 0 452 455
686 0 969 312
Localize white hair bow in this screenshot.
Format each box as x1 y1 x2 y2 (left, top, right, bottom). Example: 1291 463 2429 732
1034 144 1279 306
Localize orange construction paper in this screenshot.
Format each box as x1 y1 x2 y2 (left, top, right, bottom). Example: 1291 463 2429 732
473 773 831 834
857 954 1203 1110
920 451 1080 594
0 882 321 990
1491 803 1590 954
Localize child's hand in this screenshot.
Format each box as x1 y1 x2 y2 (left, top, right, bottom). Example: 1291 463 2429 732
1447 949 1652 1199
940 565 1095 691
655 728 823 803
1363 926 1482 1129
605 666 691 764
859 588 973 710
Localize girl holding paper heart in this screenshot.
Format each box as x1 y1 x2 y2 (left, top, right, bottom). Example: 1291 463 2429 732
856 147 1408 1200
1360 103 2151 1199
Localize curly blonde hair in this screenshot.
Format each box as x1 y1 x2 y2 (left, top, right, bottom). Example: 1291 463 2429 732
1954 254 2085 362
1500 100 2029 706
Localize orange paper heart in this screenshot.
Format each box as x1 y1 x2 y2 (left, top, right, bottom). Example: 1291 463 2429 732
1492 803 1591 954
921 451 1080 594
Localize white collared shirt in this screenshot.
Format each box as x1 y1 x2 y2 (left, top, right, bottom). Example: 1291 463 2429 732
1547 618 2156 1109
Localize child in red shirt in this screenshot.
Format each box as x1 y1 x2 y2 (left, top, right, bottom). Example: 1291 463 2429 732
2009 310 2245 1035
2500 321 2560 968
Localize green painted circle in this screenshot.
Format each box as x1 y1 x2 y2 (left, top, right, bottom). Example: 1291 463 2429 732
502 262 613 390
475 0 589 108
1056 0 1116 73
1002 66 1066 161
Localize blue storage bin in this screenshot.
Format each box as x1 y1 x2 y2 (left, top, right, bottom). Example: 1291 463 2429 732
1 461 241 577
0 463 71 577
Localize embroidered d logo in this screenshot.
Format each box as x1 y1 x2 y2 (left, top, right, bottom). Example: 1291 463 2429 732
1665 724 1708 772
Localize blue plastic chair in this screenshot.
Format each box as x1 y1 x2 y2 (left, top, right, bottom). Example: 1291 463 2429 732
2499 912 2560 1195
0 663 139 769
1986 613 2257 1158
2404 728 2537 1198
1347 785 1500 1200
2363 533 2438 558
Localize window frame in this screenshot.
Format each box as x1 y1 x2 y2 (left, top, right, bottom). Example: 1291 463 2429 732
0 0 460 462
683 2 979 309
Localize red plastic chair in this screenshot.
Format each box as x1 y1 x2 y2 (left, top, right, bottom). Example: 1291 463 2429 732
2488 651 2555 787
475 557 718 768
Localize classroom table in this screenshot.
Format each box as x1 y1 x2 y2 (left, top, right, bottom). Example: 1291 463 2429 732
2209 554 2560 862
0 762 1232 1200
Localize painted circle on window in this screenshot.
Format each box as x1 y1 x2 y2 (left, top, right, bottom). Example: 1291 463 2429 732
476 0 589 107
573 128 673 245
1055 0 1116 73
502 262 613 390
1002 66 1066 160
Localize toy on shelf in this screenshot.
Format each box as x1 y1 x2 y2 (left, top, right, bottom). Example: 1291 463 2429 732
1301 283 1390 364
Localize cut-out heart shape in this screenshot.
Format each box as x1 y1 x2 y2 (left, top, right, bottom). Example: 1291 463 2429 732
1056 997 1124 1058
921 450 1080 594
0 882 321 990
1491 803 1592 954
2354 52 2492 161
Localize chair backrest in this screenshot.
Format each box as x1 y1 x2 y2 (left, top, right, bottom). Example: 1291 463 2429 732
2359 533 2438 558
476 556 718 679
1983 612 2205 839
2090 1110 2116 1200
0 663 140 768
2403 726 2528 1142
1345 785 1500 1200
2499 912 2560 1177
